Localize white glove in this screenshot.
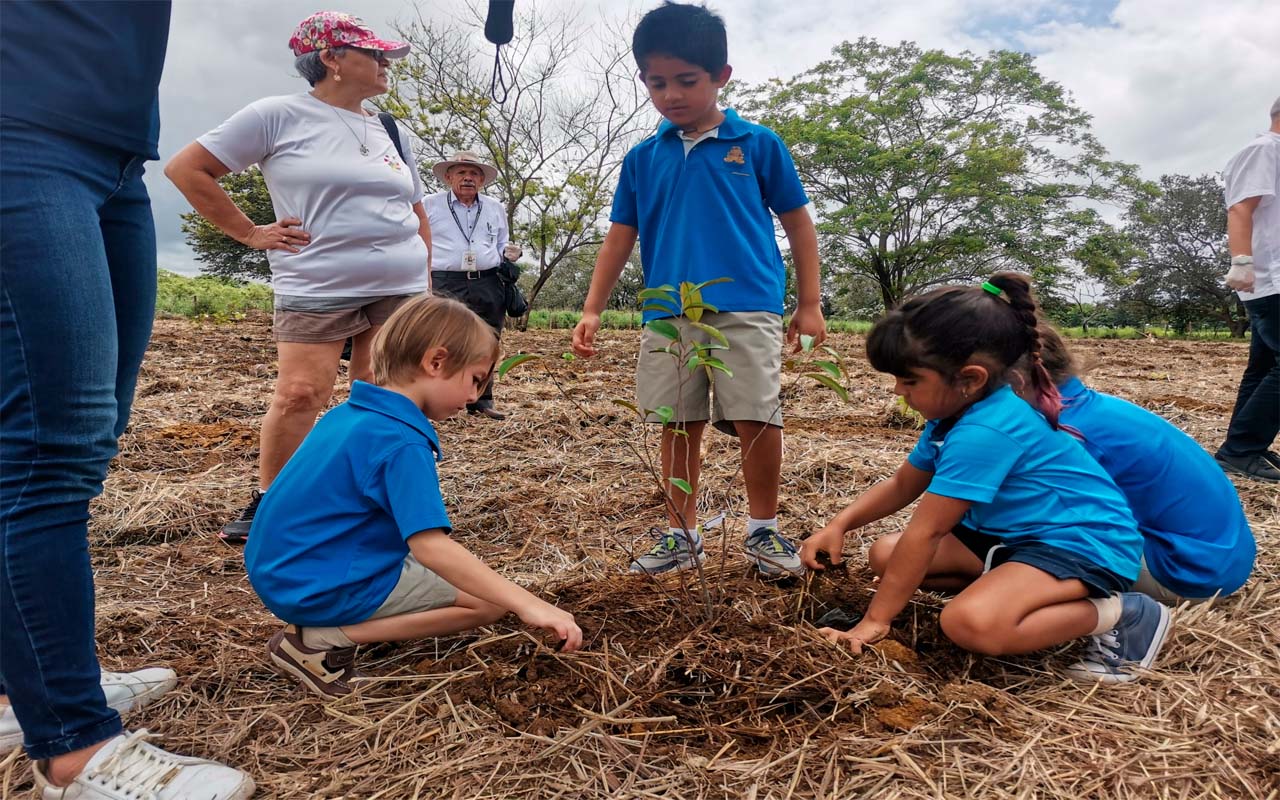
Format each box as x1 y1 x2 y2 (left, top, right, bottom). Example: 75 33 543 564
1226 258 1255 292
503 243 522 261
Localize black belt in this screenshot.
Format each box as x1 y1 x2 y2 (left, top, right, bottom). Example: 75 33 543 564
434 268 496 281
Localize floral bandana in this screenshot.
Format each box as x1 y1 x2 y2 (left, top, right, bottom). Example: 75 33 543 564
288 11 410 59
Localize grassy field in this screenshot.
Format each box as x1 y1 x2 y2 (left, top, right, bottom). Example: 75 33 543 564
154 272 1244 340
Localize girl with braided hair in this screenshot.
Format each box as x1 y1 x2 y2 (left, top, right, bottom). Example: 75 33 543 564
801 273 1173 683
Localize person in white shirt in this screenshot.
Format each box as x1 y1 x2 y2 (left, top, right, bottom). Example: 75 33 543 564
425 151 521 419
165 12 432 541
1216 95 1280 483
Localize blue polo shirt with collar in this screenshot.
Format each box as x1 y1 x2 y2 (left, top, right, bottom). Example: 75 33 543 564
245 381 452 628
1058 378 1255 598
610 108 809 322
907 385 1143 581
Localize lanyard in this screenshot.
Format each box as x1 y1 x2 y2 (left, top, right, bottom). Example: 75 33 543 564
447 195 482 246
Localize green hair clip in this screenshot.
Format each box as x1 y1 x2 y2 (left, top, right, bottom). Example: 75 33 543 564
981 281 1003 297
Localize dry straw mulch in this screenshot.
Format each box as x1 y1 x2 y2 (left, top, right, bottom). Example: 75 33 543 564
2 316 1277 799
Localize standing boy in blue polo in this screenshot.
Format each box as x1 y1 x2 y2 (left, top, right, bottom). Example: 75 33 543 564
571 1 826 576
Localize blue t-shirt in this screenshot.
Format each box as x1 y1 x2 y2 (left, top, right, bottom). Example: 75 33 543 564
907 385 1143 581
245 382 452 627
1059 378 1255 598
0 1 171 158
611 108 809 322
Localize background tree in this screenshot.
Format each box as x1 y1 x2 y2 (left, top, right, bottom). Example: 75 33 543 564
734 39 1144 310
1114 173 1248 336
180 167 272 281
381 5 651 317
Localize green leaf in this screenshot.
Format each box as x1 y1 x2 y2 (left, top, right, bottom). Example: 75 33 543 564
668 477 693 495
805 372 850 402
653 406 675 424
690 322 729 348
814 360 842 380
800 334 816 353
703 358 734 377
682 301 721 316
497 353 539 377
561 352 577 361
685 354 702 372
691 277 733 291
646 319 681 341
641 301 681 316
637 286 677 301
611 399 641 416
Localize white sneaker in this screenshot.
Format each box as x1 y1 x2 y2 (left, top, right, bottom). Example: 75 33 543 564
1 668 178 754
32 730 255 799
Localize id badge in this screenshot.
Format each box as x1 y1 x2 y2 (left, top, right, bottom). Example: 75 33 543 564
463 249 478 270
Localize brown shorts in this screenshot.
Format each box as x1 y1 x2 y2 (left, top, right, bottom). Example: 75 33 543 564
272 295 412 343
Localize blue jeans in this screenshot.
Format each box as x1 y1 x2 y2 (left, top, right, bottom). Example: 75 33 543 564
0 118 157 759
1219 294 1279 458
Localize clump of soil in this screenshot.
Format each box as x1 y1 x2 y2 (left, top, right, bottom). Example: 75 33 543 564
414 564 994 744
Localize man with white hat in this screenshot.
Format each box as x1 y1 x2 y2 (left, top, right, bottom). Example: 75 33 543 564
425 150 520 420
1216 95 1280 482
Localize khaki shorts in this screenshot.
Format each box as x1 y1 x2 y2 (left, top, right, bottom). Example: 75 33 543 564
366 555 459 621
1132 556 1213 606
273 295 412 343
636 311 783 436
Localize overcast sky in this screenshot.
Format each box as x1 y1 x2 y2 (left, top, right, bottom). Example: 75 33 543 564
152 0 1280 274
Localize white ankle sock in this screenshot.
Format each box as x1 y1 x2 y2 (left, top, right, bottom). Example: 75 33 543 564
747 517 778 535
669 526 700 544
1088 594 1124 635
301 625 356 650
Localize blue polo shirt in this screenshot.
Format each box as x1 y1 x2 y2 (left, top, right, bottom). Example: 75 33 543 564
1059 378 1255 598
611 109 809 322
907 385 1143 581
245 382 452 628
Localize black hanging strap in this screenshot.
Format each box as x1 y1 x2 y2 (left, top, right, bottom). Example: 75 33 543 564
377 112 408 163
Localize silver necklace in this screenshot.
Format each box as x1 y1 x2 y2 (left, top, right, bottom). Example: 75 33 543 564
329 104 370 155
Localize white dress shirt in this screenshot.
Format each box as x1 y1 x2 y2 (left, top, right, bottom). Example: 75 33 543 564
425 190 509 272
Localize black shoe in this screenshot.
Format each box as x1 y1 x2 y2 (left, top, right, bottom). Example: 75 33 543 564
219 489 263 544
1215 453 1280 483
1264 450 1280 470
468 405 507 420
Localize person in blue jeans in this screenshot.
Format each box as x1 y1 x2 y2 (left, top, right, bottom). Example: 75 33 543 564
801 274 1173 684
0 2 252 797
1030 325 1256 605
1216 96 1280 482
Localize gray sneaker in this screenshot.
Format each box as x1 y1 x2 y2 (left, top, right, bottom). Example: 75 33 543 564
744 527 804 577
1064 593 1172 684
629 528 705 574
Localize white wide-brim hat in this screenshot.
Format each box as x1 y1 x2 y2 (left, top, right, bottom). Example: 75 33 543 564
432 150 499 184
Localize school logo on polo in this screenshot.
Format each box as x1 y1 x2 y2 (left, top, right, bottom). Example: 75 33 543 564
724 146 745 165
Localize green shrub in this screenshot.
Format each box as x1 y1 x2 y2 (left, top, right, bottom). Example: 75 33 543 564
156 270 272 320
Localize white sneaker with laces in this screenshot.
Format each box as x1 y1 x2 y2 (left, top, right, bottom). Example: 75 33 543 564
1 668 178 754
32 730 255 800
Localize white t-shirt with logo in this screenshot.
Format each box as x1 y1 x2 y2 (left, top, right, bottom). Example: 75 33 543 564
1223 131 1279 301
198 93 428 297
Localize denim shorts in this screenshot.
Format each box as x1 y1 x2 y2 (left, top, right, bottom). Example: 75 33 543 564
951 525 1131 598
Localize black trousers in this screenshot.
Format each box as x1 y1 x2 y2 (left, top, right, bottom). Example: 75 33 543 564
1220 294 1279 457
432 269 506 408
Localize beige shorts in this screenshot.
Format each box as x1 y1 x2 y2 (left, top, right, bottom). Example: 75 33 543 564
366 555 459 621
273 295 412 343
636 311 783 436
1132 556 1213 606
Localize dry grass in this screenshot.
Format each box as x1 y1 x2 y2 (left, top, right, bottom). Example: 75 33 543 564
2 315 1277 799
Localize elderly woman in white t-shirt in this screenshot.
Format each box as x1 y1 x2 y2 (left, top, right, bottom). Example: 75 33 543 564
166 12 431 543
